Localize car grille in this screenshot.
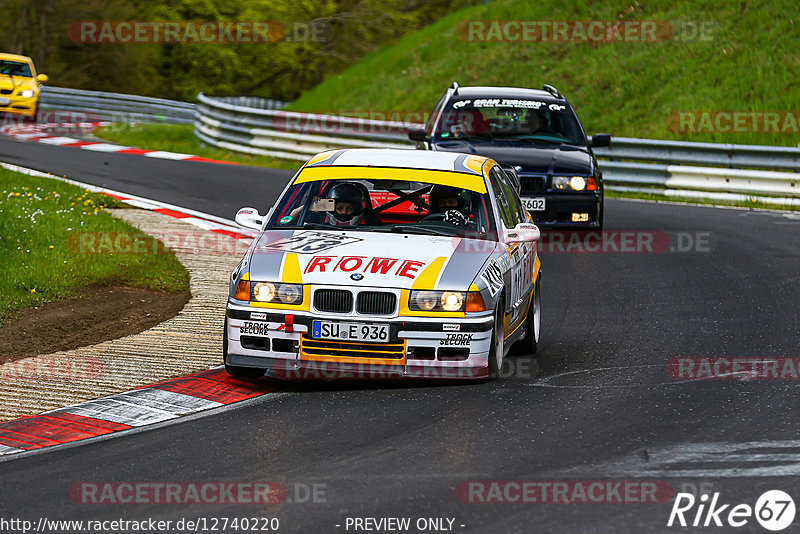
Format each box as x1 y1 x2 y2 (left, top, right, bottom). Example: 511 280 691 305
356 291 396 315
0 89 13 95
314 289 353 313
300 336 406 360
519 175 547 193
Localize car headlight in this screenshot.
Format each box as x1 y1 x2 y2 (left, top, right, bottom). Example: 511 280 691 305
440 291 464 311
410 290 477 312
278 284 302 304
553 176 589 191
553 176 570 190
411 290 439 311
251 282 303 305
19 89 35 98
569 176 586 191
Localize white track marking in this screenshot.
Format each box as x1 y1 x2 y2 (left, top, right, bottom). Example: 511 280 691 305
551 440 800 478
59 389 222 427
37 136 80 145
528 364 704 388
0 444 25 456
143 150 193 160
79 143 132 152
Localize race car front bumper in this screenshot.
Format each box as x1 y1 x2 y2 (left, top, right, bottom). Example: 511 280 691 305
0 95 38 118
225 303 494 380
523 191 602 229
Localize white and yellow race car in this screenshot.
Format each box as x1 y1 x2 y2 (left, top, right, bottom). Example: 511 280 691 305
225 148 541 380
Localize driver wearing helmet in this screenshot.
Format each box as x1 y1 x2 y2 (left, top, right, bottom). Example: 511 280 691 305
325 183 367 227
428 185 470 227
526 110 550 134
282 182 373 227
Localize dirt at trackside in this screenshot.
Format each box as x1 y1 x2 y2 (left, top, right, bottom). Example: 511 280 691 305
0 287 190 361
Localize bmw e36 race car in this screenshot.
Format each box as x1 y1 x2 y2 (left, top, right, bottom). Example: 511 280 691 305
224 148 541 380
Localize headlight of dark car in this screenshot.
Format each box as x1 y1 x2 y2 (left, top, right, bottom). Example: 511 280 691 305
553 176 589 191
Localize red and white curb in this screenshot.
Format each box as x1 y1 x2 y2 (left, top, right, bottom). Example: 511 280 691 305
1 121 236 165
0 369 277 456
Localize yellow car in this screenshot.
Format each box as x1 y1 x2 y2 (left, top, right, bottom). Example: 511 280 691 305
0 53 48 120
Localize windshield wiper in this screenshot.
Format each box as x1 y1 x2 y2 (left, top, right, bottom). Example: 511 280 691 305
301 222 341 230
515 136 567 144
374 225 453 237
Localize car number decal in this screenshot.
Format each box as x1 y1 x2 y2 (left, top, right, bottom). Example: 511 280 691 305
262 231 362 254
480 259 504 297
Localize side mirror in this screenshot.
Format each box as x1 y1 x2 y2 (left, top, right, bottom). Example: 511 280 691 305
36 73 48 83
590 133 611 148
504 222 540 244
235 207 264 230
408 128 428 142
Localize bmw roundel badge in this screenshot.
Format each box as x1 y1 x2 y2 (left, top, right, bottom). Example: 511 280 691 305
350 273 364 281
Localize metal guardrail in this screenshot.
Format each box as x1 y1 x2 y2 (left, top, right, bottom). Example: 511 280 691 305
593 137 800 199
39 86 198 124
194 94 800 201
195 93 416 160
593 137 800 172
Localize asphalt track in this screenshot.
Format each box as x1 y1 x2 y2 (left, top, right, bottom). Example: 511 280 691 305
2 136 800 533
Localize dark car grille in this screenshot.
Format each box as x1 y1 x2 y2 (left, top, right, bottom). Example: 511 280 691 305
356 291 396 315
0 89 13 95
314 289 353 313
519 175 547 194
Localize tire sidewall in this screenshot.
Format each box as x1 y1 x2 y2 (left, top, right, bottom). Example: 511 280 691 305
489 301 504 379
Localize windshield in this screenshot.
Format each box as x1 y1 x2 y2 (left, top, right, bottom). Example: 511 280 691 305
267 178 497 240
436 98 585 145
0 60 32 78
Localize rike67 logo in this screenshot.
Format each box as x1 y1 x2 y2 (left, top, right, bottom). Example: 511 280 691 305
668 490 796 531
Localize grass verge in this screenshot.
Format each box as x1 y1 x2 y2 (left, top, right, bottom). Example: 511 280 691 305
94 123 302 171
289 0 800 148
0 167 190 325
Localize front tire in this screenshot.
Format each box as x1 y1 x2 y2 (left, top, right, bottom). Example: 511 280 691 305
513 278 541 355
488 302 505 379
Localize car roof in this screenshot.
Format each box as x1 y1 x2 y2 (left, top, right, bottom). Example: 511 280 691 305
449 86 565 102
306 148 493 174
0 53 33 64
299 149 495 194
